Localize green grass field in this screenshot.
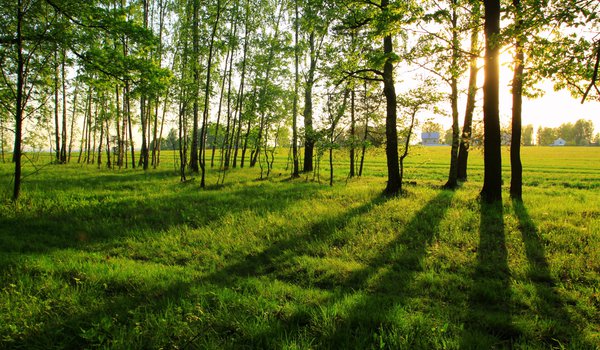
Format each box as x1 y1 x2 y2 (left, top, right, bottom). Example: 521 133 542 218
0 146 598 349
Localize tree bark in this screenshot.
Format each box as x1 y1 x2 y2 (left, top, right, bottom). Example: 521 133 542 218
189 0 200 173
60 48 68 163
212 49 229 168
444 0 460 189
54 50 61 163
303 32 317 172
68 83 78 163
105 119 112 169
382 14 401 195
230 4 249 169
222 4 239 169
349 87 356 177
125 86 135 168
510 0 524 200
200 0 222 187
13 0 24 201
457 3 480 182
481 0 503 202
291 0 300 178
359 81 370 177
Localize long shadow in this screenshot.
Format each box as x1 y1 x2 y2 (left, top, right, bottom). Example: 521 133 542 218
460 200 515 348
203 193 388 285
513 200 594 348
0 178 322 252
7 185 386 349
215 190 456 348
314 190 456 348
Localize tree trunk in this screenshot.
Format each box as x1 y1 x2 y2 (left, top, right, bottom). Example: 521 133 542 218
400 111 417 189
200 0 222 187
444 1 460 189
156 94 168 167
241 114 252 168
68 83 79 163
54 50 61 163
292 0 300 177
0 119 5 163
140 0 149 170
97 114 104 167
510 0 524 200
457 3 480 182
78 86 91 164
189 0 200 173
382 28 401 193
212 49 229 168
222 4 239 169
359 82 370 177
231 0 251 169
481 0 503 202
139 97 149 169
349 87 356 177
105 119 112 169
250 2 282 168
230 42 248 169
86 99 95 164
60 49 68 163
12 0 24 201
178 85 188 182
303 32 317 173
126 83 135 168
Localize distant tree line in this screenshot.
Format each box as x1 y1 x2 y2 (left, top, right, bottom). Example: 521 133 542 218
537 119 597 146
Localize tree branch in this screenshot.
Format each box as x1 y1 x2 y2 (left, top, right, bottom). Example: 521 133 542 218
336 69 384 87
44 0 111 32
581 41 600 104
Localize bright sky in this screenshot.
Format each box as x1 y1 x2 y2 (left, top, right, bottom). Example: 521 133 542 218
412 52 600 136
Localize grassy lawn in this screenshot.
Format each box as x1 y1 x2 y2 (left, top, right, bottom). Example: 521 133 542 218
0 146 598 349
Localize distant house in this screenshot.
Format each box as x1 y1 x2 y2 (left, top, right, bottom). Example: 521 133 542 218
421 132 440 145
552 138 566 146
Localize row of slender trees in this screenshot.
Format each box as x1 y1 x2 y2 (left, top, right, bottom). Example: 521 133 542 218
1 0 598 201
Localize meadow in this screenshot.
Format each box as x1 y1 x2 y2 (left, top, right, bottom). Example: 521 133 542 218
0 146 598 349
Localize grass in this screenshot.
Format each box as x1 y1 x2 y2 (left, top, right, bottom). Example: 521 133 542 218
0 146 599 349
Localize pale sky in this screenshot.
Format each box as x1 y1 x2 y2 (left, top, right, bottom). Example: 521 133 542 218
408 58 600 136
514 84 599 133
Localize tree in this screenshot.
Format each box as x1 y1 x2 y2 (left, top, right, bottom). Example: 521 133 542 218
301 0 331 173
1 0 59 200
536 126 556 145
573 119 594 145
421 121 444 135
409 0 480 189
339 0 419 195
398 83 442 191
522 124 533 145
325 86 349 186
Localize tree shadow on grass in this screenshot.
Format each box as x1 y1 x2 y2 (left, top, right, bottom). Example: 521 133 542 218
204 192 389 286
513 200 594 349
4 184 387 349
460 200 515 349
210 190 456 348
312 190 456 348
0 179 322 256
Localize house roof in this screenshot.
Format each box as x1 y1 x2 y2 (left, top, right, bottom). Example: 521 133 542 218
421 132 440 139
